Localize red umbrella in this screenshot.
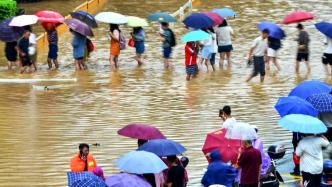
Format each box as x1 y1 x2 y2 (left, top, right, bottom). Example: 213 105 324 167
204 12 224 27
118 123 166 140
35 10 64 23
282 11 314 24
202 128 242 164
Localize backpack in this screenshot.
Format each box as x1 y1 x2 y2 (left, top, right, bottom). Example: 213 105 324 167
269 37 281 50
167 29 176 47
86 38 94 53
119 32 126 50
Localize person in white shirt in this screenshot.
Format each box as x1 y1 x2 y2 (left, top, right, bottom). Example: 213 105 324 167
199 29 213 72
246 29 269 83
23 26 37 72
322 36 332 76
219 106 236 129
296 134 329 187
208 28 218 71
215 20 234 68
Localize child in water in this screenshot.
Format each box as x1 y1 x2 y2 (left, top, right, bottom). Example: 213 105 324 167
185 42 199 81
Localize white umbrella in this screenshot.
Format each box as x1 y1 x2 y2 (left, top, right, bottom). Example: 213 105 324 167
9 15 38 27
95 12 128 24
225 122 258 140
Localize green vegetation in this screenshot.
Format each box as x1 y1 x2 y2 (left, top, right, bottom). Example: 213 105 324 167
0 0 17 22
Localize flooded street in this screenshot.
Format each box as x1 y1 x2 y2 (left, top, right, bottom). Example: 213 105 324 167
0 0 332 186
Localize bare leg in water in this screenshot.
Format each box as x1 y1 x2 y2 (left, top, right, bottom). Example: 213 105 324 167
47 58 52 69
219 52 225 68
226 52 232 67
136 53 143 66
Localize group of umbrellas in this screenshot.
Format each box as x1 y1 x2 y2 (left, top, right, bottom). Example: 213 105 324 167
68 123 187 187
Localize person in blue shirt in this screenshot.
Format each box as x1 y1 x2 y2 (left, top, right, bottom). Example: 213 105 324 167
131 27 145 66
17 30 31 73
201 150 237 187
70 29 87 70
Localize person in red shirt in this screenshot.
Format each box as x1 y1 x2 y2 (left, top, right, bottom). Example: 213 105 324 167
70 143 97 172
185 42 198 81
237 140 262 187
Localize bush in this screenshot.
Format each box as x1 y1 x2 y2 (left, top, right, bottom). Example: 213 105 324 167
0 0 17 22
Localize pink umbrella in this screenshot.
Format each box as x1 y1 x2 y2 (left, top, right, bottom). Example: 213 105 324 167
35 10 64 23
282 11 314 24
9 15 38 27
204 12 224 27
118 124 166 140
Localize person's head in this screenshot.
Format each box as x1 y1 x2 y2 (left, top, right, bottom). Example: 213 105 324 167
110 24 119 32
133 27 143 33
180 156 189 168
23 30 30 39
218 19 228 27
219 105 231 120
297 23 304 31
252 125 258 133
242 139 252 148
79 143 90 157
23 25 32 32
161 22 169 30
209 150 221 162
92 166 105 181
167 155 178 163
137 139 148 147
262 29 269 39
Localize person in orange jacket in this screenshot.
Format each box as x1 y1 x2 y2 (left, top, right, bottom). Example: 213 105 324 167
70 143 97 172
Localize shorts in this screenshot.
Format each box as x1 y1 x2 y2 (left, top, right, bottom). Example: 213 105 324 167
29 53 37 63
267 48 277 57
252 56 265 77
75 57 84 60
296 53 309 61
135 41 145 54
201 45 211 59
20 56 31 67
322 53 332 65
210 53 216 65
5 48 17 62
186 64 198 75
218 45 233 53
302 171 322 187
163 47 172 59
48 44 58 60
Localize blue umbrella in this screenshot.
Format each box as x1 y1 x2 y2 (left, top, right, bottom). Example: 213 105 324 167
116 151 167 174
0 18 24 42
70 10 98 28
278 114 327 134
275 96 318 117
307 93 332 113
67 172 107 187
258 21 286 39
183 13 214 29
289 80 331 99
315 22 332 38
181 30 211 43
148 12 176 23
212 8 236 18
137 139 186 156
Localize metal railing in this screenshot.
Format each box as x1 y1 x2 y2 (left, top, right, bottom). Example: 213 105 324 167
171 0 193 20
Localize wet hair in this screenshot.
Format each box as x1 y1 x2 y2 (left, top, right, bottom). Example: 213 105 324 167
208 27 215 33
167 155 177 163
218 19 228 27
133 27 143 34
180 157 189 168
79 143 89 151
297 23 304 30
137 139 148 147
23 25 32 32
243 139 252 146
222 106 231 115
161 22 169 27
110 24 120 33
262 29 270 34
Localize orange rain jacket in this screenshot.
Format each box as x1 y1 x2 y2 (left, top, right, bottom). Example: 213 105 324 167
70 152 97 172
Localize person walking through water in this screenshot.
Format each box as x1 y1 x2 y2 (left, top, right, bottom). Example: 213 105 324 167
109 24 121 70
216 19 234 68
131 27 145 65
209 28 217 71
246 29 269 83
322 35 332 76
295 23 310 73
70 29 87 70
44 23 59 70
17 30 32 74
266 37 282 71
199 29 212 72
5 41 18 70
160 22 176 69
70 143 97 172
184 41 198 81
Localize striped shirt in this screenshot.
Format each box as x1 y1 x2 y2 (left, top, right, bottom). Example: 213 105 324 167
47 30 58 45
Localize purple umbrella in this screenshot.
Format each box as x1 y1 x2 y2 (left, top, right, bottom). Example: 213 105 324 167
118 124 166 140
0 18 25 42
106 173 152 187
65 18 93 37
183 13 214 29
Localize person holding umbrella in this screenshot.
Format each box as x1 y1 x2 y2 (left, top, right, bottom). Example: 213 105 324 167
17 30 32 73
295 23 310 73
160 22 176 69
131 26 146 66
44 23 59 70
70 29 87 70
184 41 199 81
215 20 234 68
315 22 332 76
5 41 18 71
109 24 121 69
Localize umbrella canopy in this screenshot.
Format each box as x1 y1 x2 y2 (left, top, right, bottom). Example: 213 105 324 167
65 19 93 37
9 15 38 27
278 114 327 134
106 173 152 187
315 22 332 38
204 12 224 27
275 96 318 117
289 80 331 99
118 123 166 140
282 11 314 24
137 139 186 156
70 10 98 28
258 21 286 39
225 122 258 140
0 18 25 42
212 8 236 18
181 30 211 43
202 129 242 164
95 12 128 24
35 10 64 23
127 16 149 27
116 151 167 174
307 93 332 113
67 172 107 187
147 12 176 23
183 13 214 29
